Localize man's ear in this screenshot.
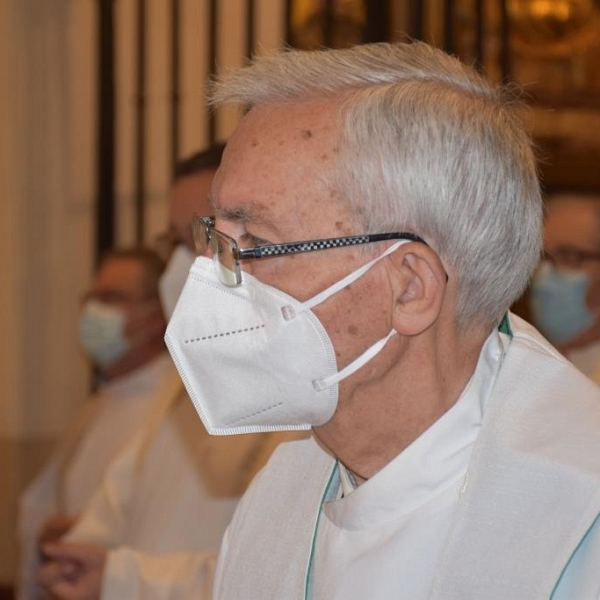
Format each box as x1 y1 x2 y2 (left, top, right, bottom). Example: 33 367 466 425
386 243 447 336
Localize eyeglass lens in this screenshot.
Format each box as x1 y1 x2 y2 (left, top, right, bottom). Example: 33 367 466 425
193 217 241 286
212 231 240 286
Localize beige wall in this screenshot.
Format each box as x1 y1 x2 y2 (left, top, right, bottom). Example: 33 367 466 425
1 0 96 583
0 0 285 587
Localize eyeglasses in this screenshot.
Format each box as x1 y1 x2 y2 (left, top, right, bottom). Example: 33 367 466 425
543 246 600 270
192 214 426 287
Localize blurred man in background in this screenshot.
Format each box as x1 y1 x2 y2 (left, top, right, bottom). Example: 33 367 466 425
17 247 168 599
530 192 600 383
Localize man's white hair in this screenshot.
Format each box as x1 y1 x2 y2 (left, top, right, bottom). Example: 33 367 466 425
210 42 543 331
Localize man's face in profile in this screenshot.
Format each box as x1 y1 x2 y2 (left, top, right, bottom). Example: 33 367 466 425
210 99 397 393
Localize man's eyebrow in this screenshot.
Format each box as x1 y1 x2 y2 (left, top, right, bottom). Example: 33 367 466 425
208 195 249 221
211 201 275 229
213 206 255 222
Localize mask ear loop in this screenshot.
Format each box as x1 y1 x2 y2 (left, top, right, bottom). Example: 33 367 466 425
312 329 398 391
280 240 410 321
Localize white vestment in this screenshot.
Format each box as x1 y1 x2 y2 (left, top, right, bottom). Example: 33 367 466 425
65 369 303 599
310 325 506 599
213 314 600 600
17 352 173 600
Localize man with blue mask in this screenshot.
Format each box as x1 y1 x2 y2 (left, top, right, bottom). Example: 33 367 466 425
79 249 168 377
18 248 170 598
530 193 600 383
155 42 599 598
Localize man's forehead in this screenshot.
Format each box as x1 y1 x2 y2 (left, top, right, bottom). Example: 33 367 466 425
222 99 340 159
215 100 339 197
209 98 347 243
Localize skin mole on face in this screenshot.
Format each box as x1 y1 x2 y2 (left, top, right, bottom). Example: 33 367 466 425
251 139 259 147
301 129 313 139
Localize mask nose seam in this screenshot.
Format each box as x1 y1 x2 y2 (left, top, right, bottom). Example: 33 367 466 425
184 324 265 344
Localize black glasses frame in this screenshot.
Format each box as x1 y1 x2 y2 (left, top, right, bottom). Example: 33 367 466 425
193 214 427 286
195 215 425 257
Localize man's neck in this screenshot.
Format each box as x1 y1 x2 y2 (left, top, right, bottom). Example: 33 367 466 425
313 325 489 482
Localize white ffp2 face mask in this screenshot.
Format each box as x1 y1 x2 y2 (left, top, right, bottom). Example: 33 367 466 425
165 241 408 435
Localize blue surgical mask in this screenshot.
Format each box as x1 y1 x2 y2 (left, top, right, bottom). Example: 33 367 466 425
79 300 130 368
529 262 595 344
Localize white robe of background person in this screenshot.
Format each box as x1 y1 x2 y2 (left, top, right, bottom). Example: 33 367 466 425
213 314 600 600
64 365 303 600
17 352 174 600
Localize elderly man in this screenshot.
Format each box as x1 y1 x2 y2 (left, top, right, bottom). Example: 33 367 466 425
164 42 600 598
529 192 600 383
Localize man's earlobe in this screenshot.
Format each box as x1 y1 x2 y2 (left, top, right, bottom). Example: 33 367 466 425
389 244 447 336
